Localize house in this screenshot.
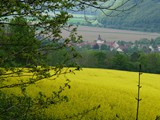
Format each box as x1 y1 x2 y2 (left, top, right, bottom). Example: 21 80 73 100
149 45 154 52
105 41 121 51
157 46 160 52
116 48 123 52
112 41 119 49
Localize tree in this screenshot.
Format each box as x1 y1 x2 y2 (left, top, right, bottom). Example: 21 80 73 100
94 51 107 68
0 0 141 119
130 52 140 62
0 17 41 67
111 53 129 70
139 53 160 73
101 44 110 51
92 43 99 49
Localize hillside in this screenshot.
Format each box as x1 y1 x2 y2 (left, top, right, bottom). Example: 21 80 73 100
7 68 160 120
98 0 160 32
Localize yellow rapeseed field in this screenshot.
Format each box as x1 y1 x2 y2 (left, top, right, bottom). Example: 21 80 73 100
3 68 160 120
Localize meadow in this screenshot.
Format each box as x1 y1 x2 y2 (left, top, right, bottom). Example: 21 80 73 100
5 68 160 120
68 13 95 25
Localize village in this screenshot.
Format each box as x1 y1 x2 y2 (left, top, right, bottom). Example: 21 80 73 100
75 35 160 53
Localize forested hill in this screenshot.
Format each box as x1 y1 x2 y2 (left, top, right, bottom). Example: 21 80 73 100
98 0 160 32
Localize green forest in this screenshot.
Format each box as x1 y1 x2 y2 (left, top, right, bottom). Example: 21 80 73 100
98 0 160 32
47 47 160 74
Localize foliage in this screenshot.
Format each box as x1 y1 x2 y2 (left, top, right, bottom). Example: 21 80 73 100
101 44 110 51
156 116 160 120
0 91 45 120
92 43 99 50
68 50 160 74
0 17 41 67
98 0 160 32
111 52 129 70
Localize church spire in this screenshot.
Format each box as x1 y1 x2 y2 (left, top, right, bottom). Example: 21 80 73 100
98 34 102 40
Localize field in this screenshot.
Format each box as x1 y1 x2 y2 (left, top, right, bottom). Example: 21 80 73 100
62 26 160 42
5 68 160 120
68 13 95 25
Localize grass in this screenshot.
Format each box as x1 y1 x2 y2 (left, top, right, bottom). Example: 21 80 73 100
68 18 87 25
2 68 160 119
68 13 95 25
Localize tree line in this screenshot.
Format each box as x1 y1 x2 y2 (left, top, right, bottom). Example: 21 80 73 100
47 49 160 74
